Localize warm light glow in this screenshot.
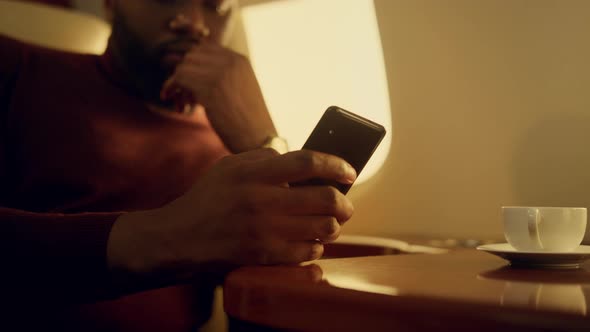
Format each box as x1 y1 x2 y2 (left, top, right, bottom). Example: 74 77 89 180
242 0 391 183
0 0 110 54
325 275 399 296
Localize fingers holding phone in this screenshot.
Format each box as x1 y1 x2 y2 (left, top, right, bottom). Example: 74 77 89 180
108 149 357 281
242 149 357 186
108 107 385 285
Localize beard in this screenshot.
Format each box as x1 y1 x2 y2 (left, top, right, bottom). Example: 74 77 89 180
109 12 171 104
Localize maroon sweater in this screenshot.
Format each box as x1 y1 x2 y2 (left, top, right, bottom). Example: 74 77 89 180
0 35 229 329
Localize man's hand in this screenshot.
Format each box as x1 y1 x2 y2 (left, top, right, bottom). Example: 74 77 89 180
160 43 276 153
108 149 357 284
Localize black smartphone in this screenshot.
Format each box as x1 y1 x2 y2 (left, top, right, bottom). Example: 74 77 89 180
294 106 386 194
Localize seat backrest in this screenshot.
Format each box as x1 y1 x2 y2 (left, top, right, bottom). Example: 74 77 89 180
0 0 110 54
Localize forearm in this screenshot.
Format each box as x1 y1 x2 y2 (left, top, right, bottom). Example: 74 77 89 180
207 95 278 153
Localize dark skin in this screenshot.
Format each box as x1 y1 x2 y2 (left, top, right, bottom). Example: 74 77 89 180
104 0 357 286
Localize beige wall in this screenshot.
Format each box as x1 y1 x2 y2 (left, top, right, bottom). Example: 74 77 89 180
346 0 590 243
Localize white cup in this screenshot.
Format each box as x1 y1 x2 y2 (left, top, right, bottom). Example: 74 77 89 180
502 206 587 252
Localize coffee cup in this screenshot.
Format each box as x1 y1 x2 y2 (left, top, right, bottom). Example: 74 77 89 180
502 206 586 252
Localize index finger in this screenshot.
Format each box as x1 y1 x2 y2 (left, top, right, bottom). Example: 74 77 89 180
245 150 357 185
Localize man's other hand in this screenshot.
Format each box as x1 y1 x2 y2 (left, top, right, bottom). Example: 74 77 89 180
160 44 276 153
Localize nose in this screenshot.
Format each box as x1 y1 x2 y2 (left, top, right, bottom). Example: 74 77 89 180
169 8 210 38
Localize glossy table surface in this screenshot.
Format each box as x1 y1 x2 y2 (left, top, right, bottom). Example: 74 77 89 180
224 249 590 331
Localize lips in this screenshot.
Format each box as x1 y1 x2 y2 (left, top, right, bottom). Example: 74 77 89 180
158 39 200 68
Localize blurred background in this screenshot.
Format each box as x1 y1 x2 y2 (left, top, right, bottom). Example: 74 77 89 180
2 0 590 245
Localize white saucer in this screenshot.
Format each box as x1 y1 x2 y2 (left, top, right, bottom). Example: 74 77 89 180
476 243 590 269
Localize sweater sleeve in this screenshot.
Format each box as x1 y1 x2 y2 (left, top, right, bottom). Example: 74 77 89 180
0 35 23 200
0 208 126 305
0 36 129 305
0 35 22 109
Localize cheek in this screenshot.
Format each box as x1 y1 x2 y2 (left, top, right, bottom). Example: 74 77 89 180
120 7 172 50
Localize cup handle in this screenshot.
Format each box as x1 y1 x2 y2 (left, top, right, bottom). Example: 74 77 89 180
527 209 543 250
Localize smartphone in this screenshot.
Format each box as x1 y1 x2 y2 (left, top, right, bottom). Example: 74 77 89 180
294 106 386 194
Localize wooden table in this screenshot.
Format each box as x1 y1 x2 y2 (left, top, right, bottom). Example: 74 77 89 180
223 250 590 331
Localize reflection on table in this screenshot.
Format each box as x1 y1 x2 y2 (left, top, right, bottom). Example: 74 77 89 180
224 249 590 331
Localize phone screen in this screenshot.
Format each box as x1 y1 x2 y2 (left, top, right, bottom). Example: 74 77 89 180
296 106 386 194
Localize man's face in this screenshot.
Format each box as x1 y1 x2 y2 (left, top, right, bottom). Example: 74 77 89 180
106 0 234 79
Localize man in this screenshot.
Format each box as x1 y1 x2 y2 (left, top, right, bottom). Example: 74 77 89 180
0 0 355 330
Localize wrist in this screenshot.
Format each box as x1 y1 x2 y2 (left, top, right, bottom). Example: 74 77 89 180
107 210 174 286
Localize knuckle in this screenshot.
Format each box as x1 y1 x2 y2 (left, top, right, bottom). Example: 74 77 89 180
284 242 323 264
239 191 264 214
307 242 324 261
296 151 321 172
342 198 355 221
321 218 341 242
232 162 252 180
259 191 282 211
339 161 353 179
231 158 261 180
320 187 354 222
321 186 341 210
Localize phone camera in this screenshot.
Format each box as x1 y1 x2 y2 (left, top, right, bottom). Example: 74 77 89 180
328 129 335 135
